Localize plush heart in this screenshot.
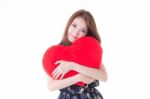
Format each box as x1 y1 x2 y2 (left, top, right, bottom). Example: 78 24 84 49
42 36 102 86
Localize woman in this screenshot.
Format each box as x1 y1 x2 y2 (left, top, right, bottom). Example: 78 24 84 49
46 9 108 99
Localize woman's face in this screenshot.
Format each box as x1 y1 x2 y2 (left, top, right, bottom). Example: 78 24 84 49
67 17 88 43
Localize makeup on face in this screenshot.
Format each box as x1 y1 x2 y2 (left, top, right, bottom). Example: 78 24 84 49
67 17 88 43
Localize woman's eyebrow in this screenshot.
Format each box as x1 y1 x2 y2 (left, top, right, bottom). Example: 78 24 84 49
73 20 87 29
72 21 78 26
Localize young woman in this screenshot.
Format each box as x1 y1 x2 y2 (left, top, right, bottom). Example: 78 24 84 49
46 9 108 99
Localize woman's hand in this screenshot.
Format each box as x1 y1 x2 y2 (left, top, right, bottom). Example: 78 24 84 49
52 60 74 79
77 74 94 84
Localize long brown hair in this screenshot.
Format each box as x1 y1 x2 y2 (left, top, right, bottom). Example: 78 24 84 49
60 9 101 46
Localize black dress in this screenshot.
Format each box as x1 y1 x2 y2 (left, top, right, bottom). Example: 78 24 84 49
57 80 103 99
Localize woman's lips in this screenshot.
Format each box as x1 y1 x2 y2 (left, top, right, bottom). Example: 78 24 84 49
70 33 78 39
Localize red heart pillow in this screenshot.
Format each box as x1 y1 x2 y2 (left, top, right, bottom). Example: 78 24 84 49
42 36 102 86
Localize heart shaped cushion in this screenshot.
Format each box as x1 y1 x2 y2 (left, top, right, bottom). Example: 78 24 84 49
42 36 103 86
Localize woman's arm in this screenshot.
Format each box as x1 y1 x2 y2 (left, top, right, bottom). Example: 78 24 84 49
72 62 108 82
52 61 108 82
47 74 94 91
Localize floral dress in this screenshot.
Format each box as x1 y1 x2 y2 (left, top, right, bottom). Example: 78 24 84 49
57 80 103 99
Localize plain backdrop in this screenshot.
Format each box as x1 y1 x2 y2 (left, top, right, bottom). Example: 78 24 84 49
0 0 150 99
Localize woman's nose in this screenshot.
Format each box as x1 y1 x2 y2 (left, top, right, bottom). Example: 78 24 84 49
74 29 80 36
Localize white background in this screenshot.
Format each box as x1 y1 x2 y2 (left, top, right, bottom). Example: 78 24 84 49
0 0 150 99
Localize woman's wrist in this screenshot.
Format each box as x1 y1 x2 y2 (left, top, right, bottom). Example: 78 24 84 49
71 62 78 71
74 74 82 82
70 62 74 70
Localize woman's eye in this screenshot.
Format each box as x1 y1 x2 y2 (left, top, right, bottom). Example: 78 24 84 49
81 29 87 34
72 24 76 28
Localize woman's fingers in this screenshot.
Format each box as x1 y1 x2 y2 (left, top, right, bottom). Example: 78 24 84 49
52 60 71 79
59 72 65 80
52 65 60 76
54 60 62 65
53 68 67 79
52 66 62 79
54 72 62 79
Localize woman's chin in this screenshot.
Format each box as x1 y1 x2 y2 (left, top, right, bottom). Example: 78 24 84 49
68 37 76 43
